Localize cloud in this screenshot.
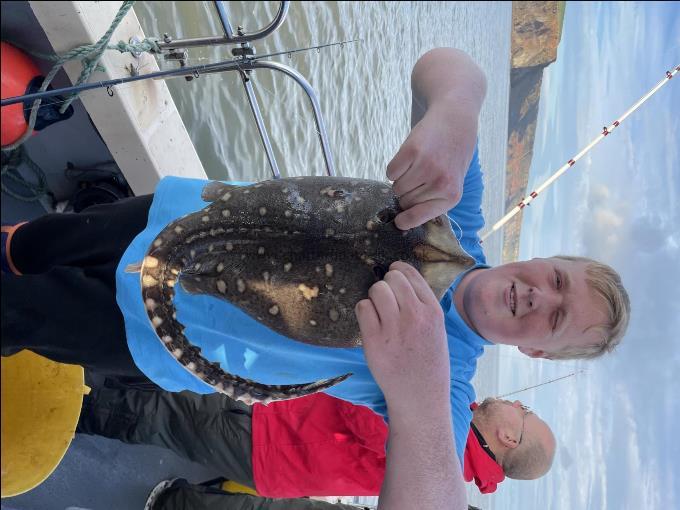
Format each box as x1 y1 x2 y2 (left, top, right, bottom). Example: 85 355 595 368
501 3 679 508
627 215 673 253
590 183 610 202
559 445 574 470
664 122 679 220
580 185 629 259
637 459 662 509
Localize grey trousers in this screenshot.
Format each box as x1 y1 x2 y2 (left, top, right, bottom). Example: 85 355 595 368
77 385 255 488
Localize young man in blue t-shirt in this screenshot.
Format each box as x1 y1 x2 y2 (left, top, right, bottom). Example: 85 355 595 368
2 48 630 510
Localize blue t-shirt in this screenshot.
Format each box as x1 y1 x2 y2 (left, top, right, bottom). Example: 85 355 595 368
116 145 490 465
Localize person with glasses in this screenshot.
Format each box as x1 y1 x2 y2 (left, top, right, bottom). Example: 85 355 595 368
467 398 554 483
75 386 555 509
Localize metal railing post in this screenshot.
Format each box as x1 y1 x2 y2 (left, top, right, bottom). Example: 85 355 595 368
250 60 336 177
156 2 290 49
153 1 335 178
238 70 282 178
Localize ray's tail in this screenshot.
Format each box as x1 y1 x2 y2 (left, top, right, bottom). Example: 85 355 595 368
138 218 351 405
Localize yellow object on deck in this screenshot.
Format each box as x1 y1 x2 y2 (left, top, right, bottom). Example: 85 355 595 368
221 480 259 496
1 350 90 498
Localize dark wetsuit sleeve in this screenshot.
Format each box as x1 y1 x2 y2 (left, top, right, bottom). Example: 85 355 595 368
1 195 154 380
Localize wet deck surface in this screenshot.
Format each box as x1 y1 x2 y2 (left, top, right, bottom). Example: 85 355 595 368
1 434 224 510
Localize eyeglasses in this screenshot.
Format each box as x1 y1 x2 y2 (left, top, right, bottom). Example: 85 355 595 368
491 399 533 445
517 404 532 445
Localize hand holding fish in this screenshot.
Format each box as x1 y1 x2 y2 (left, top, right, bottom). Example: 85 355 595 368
356 261 450 411
388 47 487 231
356 261 463 510
387 106 477 231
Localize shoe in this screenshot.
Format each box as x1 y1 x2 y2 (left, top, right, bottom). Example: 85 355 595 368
144 478 187 510
1 222 27 275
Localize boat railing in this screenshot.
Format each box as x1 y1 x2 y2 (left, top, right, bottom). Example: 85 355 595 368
154 1 335 179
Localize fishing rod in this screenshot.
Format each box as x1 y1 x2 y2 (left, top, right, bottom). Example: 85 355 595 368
495 369 587 400
481 63 680 242
0 38 362 108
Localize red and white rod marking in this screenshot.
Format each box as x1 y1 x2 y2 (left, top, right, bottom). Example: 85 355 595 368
481 64 679 242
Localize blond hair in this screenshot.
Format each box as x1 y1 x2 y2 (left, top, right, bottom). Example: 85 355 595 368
547 256 630 360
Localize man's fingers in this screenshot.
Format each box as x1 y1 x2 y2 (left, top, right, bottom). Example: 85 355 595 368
355 299 381 340
383 270 418 311
386 147 413 182
367 280 399 327
392 168 426 198
390 261 439 305
394 199 447 230
397 182 446 210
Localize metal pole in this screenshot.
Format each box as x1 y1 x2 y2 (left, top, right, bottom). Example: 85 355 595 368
0 39 359 107
213 1 235 40
156 1 290 49
0 58 247 106
238 70 282 179
251 60 336 177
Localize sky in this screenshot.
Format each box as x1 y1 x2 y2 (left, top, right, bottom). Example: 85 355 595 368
491 3 680 510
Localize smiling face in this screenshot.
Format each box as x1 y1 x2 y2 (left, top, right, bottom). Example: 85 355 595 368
454 257 608 358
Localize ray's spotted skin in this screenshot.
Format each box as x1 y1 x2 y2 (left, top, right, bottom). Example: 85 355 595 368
136 177 475 404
